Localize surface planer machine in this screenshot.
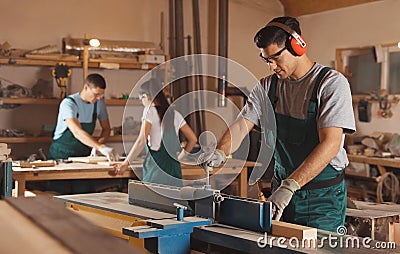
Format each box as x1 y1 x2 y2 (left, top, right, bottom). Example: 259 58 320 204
55 180 393 254
123 180 272 253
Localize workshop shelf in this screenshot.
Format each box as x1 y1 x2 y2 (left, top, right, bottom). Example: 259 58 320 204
0 97 141 106
0 135 137 144
0 57 159 70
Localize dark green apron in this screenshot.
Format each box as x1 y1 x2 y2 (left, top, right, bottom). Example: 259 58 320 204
142 111 183 187
49 97 97 160
268 67 346 232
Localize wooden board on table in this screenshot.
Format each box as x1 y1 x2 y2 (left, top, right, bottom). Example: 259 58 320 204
271 220 317 240
97 159 143 166
68 156 108 164
19 160 56 168
97 161 122 166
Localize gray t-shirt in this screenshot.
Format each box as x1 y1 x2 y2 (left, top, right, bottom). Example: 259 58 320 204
241 63 356 170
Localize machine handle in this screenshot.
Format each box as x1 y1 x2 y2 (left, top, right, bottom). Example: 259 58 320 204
173 203 188 221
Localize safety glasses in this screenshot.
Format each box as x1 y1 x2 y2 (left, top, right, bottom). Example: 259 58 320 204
259 47 286 64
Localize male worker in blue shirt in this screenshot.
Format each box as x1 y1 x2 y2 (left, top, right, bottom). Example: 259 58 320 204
49 73 118 161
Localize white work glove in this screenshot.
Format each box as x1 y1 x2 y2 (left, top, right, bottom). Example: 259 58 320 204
90 147 97 157
177 150 188 161
208 149 226 167
197 149 226 168
98 145 119 162
267 179 300 221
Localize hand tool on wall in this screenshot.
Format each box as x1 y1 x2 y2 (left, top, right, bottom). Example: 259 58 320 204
52 62 71 99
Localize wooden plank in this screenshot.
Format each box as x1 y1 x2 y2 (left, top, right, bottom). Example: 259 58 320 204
0 201 71 254
19 160 56 168
0 97 140 106
97 161 123 166
279 0 381 17
0 135 131 144
353 200 400 213
271 220 317 240
68 156 108 163
0 56 158 70
347 208 400 219
0 97 61 105
348 154 400 169
25 54 79 61
98 159 143 166
5 196 144 254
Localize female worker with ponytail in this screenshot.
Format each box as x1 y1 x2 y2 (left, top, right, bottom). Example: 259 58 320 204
115 78 197 187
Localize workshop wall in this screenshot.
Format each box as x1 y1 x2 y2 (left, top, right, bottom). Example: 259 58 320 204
0 0 282 158
298 0 400 136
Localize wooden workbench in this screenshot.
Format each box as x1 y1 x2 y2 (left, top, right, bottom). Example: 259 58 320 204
347 154 400 175
11 159 257 197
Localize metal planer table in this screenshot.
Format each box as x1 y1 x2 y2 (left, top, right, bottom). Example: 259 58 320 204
55 181 398 254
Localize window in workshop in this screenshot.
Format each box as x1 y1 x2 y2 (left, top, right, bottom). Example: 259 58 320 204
347 51 381 94
336 43 400 95
388 50 400 94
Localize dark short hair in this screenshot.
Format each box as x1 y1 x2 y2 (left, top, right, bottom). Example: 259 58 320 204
254 16 301 49
86 73 106 89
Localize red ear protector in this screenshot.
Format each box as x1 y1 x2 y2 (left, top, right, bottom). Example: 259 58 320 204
266 22 307 56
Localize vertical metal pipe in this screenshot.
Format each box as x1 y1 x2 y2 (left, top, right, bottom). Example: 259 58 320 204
168 0 176 58
174 0 200 135
174 0 186 100
175 0 185 58
160 12 165 52
192 0 206 133
218 0 228 107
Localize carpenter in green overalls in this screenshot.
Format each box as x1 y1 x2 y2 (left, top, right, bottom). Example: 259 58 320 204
115 78 197 187
213 16 355 232
49 73 117 160
46 73 119 193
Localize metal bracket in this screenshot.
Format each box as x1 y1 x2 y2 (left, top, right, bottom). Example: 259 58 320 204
123 217 211 254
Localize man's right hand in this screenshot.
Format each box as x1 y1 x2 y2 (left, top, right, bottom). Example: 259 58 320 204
98 145 119 162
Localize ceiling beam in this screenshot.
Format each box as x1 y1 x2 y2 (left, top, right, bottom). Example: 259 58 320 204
279 0 381 17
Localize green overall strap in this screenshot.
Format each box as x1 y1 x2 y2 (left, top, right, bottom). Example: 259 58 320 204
48 97 98 159
310 67 331 110
268 74 297 168
268 74 279 109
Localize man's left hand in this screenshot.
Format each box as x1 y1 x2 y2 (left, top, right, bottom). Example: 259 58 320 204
267 179 300 220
